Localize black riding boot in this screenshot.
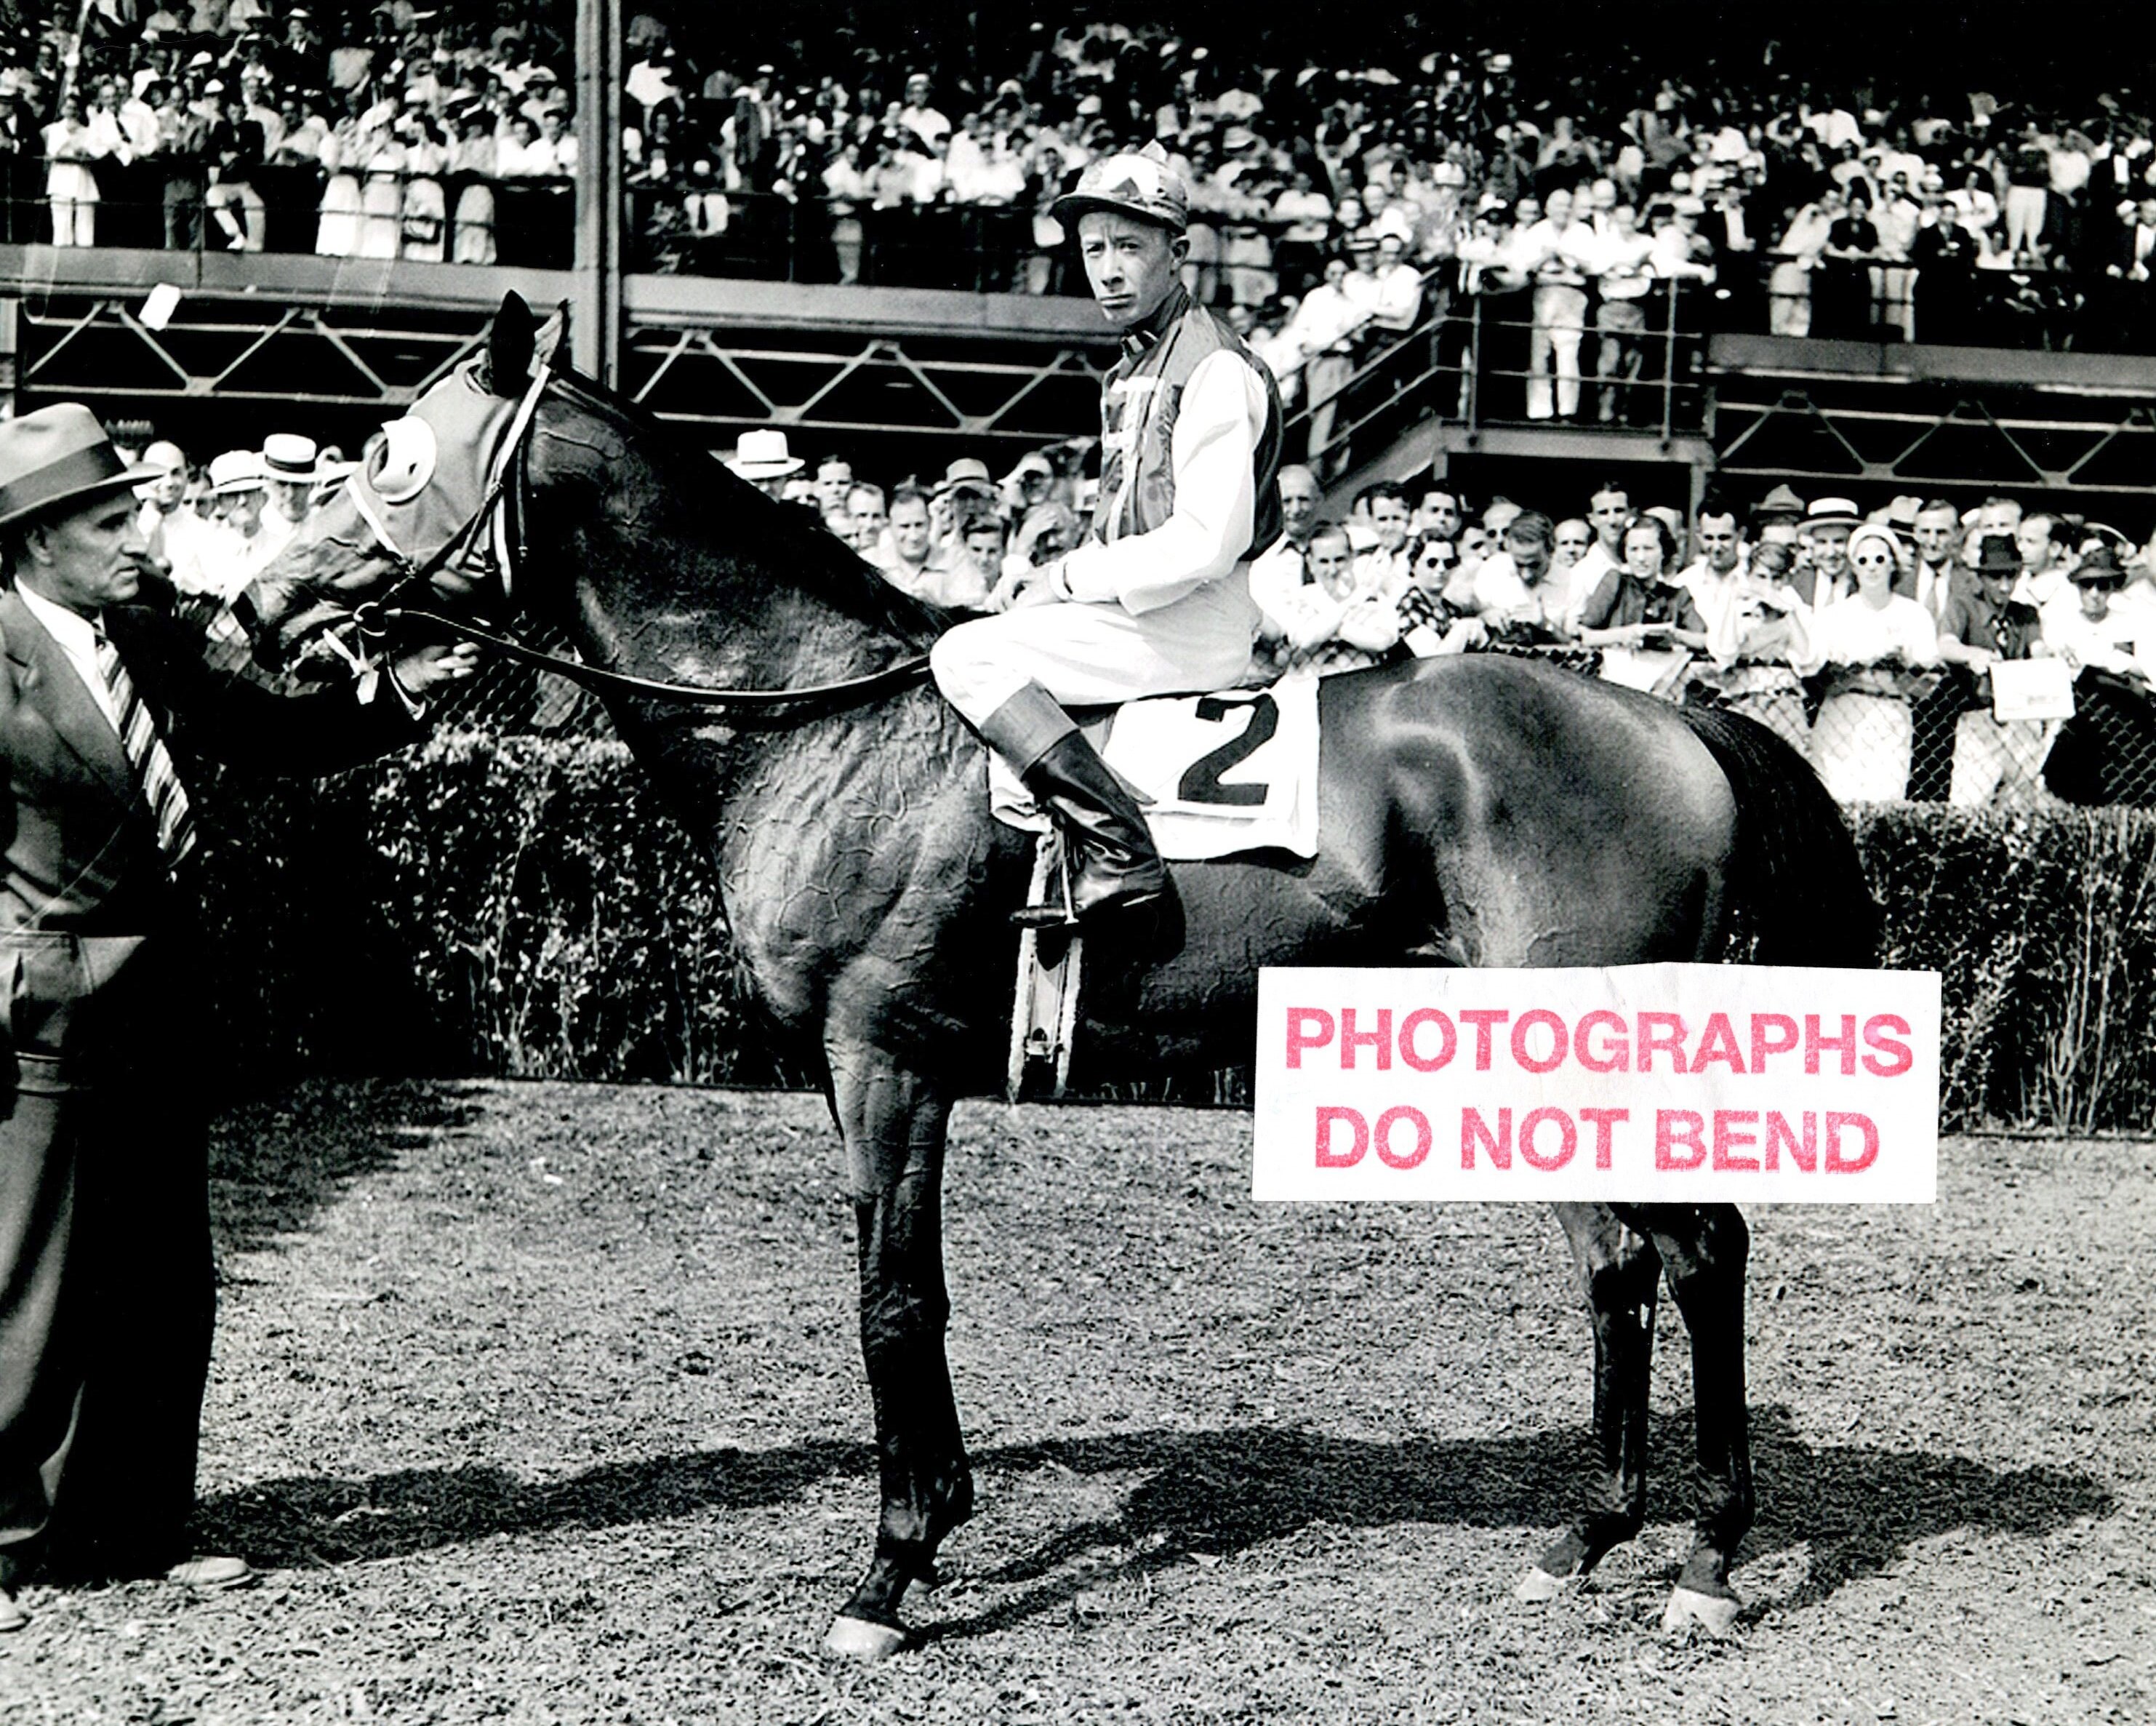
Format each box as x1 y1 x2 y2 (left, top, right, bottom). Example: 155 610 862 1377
976 684 1168 928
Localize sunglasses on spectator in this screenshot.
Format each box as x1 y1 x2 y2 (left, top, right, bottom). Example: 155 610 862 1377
1418 553 1454 570
1850 551 1896 567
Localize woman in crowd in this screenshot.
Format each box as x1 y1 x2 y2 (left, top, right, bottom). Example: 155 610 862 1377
400 114 450 262
1394 532 1485 657
449 106 499 263
357 121 407 259
1808 522 1942 801
314 93 368 255
1813 183 1882 338
1574 514 1708 648
1694 538 1818 748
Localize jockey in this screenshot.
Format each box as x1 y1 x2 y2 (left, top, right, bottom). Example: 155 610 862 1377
930 144 1285 926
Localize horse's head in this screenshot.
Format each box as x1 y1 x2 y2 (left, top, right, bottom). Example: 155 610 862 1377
247 292 554 679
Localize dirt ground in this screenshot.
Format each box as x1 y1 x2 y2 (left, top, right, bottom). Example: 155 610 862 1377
0 1079 2149 1725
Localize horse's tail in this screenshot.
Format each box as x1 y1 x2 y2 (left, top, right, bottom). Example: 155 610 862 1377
1677 703 1881 968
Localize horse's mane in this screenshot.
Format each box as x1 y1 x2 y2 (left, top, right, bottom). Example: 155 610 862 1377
533 364 955 654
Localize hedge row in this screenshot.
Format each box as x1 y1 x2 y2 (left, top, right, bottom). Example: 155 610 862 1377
193 733 2156 1132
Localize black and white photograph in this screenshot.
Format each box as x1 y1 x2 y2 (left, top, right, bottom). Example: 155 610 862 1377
0 0 2151 1719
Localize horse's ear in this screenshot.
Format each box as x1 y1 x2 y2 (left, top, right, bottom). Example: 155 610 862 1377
485 292 537 396
536 302 569 368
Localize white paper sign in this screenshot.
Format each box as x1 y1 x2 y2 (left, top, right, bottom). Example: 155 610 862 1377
1253 965 1940 1204
1988 657 2076 722
140 282 182 332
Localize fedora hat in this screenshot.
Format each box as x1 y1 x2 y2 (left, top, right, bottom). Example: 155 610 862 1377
723 428 804 480
209 450 267 495
932 457 995 498
0 404 161 530
1754 483 1806 521
1974 535 2020 577
261 431 351 484
2070 546 2126 586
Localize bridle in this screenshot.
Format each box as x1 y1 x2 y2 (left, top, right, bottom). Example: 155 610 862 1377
320 361 931 715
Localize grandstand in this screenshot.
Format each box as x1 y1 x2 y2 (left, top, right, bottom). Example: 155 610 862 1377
3 0 2155 805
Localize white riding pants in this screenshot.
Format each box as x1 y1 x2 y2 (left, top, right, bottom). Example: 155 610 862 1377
930 570 1262 731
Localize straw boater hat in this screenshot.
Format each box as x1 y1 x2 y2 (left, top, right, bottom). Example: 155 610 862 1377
1803 496 1863 532
723 428 804 479
0 404 161 530
262 431 351 484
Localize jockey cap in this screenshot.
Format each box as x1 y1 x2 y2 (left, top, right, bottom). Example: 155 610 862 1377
1051 144 1190 234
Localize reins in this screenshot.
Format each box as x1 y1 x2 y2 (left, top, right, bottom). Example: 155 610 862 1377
366 604 931 710
335 360 932 716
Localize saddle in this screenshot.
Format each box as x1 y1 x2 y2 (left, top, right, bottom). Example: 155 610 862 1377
1002 674 1321 1100
989 674 1321 861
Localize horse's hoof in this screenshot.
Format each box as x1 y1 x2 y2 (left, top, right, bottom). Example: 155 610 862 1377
1514 1565 1576 1604
1660 1584 1742 1638
822 1613 909 1661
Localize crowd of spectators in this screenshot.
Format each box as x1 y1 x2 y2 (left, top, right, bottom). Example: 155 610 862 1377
9 8 2156 359
1 2 579 263
721 415 2156 807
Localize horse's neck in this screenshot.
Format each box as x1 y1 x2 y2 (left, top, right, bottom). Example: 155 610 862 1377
525 404 921 706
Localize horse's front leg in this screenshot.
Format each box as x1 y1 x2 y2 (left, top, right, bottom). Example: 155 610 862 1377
1519 1202 1662 1602
1635 1202 1754 1637
820 1043 974 1660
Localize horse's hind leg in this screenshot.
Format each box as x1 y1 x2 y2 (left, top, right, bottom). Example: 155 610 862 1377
819 1047 974 1660
1518 1202 1662 1602
1634 1202 1754 1637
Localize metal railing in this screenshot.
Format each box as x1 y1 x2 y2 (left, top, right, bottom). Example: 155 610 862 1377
1282 281 1712 477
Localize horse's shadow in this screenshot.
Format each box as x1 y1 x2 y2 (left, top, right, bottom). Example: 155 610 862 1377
198 1407 2108 1640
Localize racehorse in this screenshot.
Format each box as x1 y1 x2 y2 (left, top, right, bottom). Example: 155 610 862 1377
246 295 1879 1655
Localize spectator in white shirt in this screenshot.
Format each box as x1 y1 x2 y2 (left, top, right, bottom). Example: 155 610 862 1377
1249 462 1323 628
1352 482 1415 598
1520 187 1593 420
1588 200 1656 423
897 73 951 151
1283 254 1371 476
1559 482 1630 630
1257 524 1400 677
1459 510 1565 629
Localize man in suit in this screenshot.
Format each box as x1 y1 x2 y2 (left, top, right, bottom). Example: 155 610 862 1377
0 404 474 1631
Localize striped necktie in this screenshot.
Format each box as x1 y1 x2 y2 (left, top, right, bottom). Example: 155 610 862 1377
94 627 196 871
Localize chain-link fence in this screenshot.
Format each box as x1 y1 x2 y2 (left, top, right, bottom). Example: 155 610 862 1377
412 623 2156 810
1564 647 2156 810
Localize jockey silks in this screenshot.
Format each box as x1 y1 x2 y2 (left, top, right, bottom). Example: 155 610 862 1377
1091 284 1284 580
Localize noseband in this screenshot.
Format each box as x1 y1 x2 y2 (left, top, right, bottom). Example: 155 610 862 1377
328 364 929 715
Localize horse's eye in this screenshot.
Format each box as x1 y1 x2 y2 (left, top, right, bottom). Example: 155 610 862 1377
368 415 437 505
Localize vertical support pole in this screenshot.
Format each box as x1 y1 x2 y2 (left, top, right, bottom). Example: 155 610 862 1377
1464 295 1483 438
0 298 19 417
1660 284 1679 446
574 0 623 388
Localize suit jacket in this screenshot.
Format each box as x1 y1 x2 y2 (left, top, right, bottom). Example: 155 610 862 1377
0 586 422 1090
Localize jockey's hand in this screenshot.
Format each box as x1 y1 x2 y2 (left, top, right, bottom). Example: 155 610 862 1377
390 641 482 696
1049 549 1118 605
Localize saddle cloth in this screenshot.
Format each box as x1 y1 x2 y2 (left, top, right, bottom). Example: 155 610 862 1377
988 671 1320 860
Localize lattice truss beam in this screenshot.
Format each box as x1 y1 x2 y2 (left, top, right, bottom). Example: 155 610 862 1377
623 327 1106 444
18 295 491 407
1715 387 2156 497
